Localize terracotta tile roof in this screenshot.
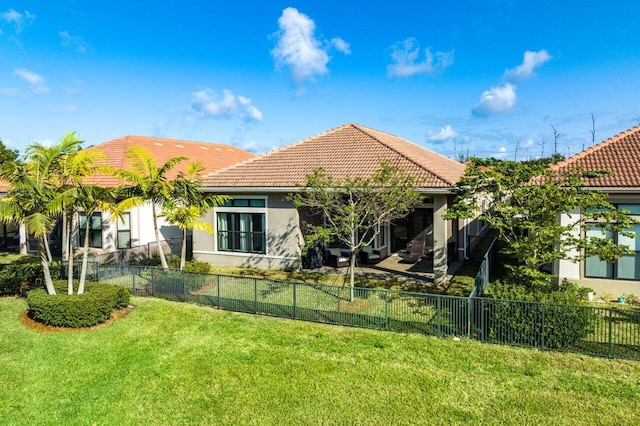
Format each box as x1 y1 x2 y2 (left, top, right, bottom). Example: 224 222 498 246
84 135 255 187
550 125 640 188
205 123 466 190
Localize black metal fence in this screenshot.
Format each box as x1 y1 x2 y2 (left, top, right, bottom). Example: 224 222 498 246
92 264 640 361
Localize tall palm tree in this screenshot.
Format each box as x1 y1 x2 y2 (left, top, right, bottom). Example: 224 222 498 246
0 143 65 295
115 146 187 271
162 162 228 269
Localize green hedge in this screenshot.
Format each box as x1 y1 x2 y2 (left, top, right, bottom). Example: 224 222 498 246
27 283 131 328
0 257 43 296
484 282 595 349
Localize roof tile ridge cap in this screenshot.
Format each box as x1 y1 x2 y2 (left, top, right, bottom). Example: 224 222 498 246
353 123 462 186
206 124 352 179
552 125 640 170
123 134 226 147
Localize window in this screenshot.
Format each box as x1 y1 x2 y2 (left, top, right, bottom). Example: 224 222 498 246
216 198 267 254
585 204 640 280
217 213 265 253
78 212 102 248
117 212 131 249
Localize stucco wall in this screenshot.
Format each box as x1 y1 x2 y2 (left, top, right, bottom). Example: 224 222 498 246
193 194 302 270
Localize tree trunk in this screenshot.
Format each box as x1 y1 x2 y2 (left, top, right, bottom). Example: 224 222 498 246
180 229 187 270
40 240 56 295
349 251 356 303
152 205 169 271
19 221 27 255
44 233 53 264
78 219 91 294
66 212 74 294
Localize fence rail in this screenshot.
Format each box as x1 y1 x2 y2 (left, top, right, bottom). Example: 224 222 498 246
91 264 640 361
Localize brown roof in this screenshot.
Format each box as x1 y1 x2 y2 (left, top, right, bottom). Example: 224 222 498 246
550 125 640 188
84 135 255 187
205 123 466 190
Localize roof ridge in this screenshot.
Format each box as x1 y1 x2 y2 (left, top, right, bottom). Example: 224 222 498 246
205 123 355 179
352 123 461 186
110 134 237 148
552 124 640 170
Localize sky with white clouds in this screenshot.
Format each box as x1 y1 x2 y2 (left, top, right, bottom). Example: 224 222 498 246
1 1 640 160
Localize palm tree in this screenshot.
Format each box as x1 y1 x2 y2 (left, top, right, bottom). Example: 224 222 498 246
0 144 64 295
162 162 228 269
115 146 187 271
72 185 120 293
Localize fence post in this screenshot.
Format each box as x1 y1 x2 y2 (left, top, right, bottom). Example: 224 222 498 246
216 274 221 309
608 308 613 359
132 267 136 294
541 303 546 350
95 262 99 282
293 281 297 319
254 277 258 314
480 298 485 342
337 288 342 326
437 296 442 338
182 270 186 300
385 290 390 331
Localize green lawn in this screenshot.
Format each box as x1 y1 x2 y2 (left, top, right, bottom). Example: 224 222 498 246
1 297 639 425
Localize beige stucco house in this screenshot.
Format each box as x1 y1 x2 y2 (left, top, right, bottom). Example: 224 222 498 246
194 123 470 285
553 125 640 297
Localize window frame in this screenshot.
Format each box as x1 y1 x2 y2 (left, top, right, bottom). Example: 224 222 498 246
78 211 103 249
584 204 640 281
215 197 267 255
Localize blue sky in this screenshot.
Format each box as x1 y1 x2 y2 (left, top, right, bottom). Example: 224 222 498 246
2 1 640 160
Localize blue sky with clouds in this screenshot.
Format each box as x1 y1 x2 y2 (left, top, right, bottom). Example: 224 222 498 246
2 1 640 159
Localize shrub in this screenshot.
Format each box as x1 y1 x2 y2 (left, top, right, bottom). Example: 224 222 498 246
184 260 211 274
0 257 43 296
483 281 595 350
27 283 131 328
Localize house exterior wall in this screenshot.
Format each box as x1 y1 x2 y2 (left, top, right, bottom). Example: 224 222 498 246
555 194 640 298
193 193 302 270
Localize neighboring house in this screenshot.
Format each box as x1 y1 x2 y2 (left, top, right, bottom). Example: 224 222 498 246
553 125 640 296
194 123 468 285
65 135 255 259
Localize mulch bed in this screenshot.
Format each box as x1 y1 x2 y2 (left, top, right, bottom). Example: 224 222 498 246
20 305 135 333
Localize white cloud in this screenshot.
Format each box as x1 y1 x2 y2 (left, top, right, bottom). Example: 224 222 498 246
503 49 552 83
428 125 458 142
271 7 348 86
522 138 535 148
331 37 351 55
241 141 259 153
387 38 454 78
13 68 49 94
59 30 89 53
190 88 263 123
493 146 508 158
472 83 516 116
1 9 35 33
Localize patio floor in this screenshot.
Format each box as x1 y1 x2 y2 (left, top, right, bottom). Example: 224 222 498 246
315 252 463 290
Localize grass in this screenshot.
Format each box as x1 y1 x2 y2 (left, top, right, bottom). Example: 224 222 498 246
1 296 639 425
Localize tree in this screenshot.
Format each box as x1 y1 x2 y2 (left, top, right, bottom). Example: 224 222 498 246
115 146 187 271
0 140 19 165
290 162 422 301
445 158 637 288
0 138 77 295
162 162 228 270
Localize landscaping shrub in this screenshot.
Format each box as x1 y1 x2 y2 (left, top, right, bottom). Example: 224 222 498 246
0 258 43 296
184 260 211 274
27 283 131 328
483 281 595 350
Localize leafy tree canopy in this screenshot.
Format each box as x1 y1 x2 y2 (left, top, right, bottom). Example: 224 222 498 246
445 157 637 288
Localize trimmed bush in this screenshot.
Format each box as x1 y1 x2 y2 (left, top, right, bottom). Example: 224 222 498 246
27 283 131 328
483 282 595 349
0 257 43 296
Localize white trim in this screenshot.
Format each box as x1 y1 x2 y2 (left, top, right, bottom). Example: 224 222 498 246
193 250 298 261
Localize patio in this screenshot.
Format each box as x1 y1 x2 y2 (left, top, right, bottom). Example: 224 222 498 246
312 252 463 291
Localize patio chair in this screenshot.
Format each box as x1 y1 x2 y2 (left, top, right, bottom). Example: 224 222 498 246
326 248 349 268
402 240 425 263
359 245 381 264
